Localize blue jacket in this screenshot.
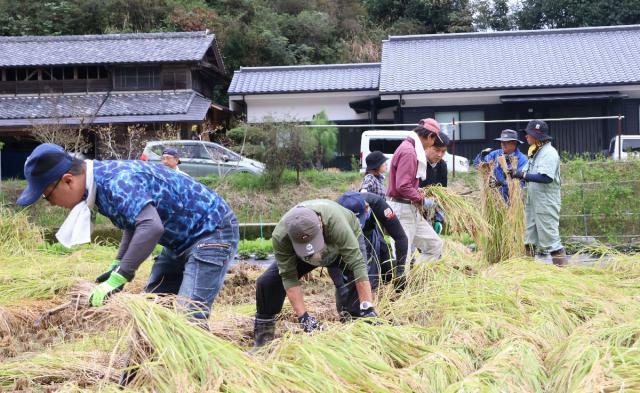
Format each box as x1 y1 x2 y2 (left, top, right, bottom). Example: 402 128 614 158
473 149 528 201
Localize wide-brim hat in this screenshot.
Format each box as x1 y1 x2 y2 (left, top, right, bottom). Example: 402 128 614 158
524 120 552 141
494 129 523 144
284 206 325 257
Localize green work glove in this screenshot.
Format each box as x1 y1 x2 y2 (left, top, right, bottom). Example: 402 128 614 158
433 221 443 235
95 259 120 283
89 271 128 307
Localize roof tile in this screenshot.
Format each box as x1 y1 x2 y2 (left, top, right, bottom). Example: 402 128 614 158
228 63 380 94
380 25 640 93
0 32 215 67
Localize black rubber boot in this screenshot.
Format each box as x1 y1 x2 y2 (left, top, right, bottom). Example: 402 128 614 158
525 244 535 258
551 248 569 267
252 315 276 349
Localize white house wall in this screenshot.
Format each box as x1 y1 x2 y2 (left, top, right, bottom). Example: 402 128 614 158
230 91 395 123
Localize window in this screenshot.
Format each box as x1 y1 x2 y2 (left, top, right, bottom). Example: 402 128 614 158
115 67 160 89
26 68 38 81
5 69 16 81
435 110 486 140
63 67 74 80
87 66 98 79
51 68 63 80
137 67 159 89
161 69 188 90
622 139 640 152
369 138 405 155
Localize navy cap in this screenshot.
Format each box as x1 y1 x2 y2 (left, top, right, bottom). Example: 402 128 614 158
162 147 181 164
524 120 552 141
337 191 368 228
17 143 73 206
162 147 179 157
494 129 523 144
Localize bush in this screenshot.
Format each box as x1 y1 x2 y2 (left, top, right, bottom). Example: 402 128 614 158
560 158 640 243
308 110 338 167
226 127 246 144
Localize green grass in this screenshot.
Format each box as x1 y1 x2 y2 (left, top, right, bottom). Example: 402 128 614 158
238 238 273 254
560 158 640 243
199 169 361 191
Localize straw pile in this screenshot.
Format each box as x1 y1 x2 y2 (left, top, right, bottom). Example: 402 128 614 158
1 211 640 391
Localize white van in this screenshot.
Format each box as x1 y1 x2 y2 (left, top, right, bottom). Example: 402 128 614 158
359 130 469 173
608 135 640 160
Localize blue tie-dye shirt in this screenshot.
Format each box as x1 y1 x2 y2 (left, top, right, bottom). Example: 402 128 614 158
93 160 230 255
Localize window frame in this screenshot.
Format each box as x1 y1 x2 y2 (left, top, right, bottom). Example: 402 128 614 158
435 110 486 141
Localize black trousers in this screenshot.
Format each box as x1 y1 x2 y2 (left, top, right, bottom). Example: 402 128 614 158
365 228 392 289
255 258 358 318
256 235 368 319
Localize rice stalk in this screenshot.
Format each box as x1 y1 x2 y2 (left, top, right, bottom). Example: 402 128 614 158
0 208 43 255
419 185 489 243
477 163 525 263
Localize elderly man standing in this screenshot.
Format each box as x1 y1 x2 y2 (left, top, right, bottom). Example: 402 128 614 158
474 129 528 202
386 118 449 262
509 120 567 266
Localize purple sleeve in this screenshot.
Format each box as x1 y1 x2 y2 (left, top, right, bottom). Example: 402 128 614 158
394 150 423 202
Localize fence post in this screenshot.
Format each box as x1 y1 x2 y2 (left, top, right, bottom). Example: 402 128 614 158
451 117 456 178
617 115 622 161
580 167 588 237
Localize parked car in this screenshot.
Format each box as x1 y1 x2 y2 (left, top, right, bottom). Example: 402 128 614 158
608 135 640 160
359 130 470 173
140 140 265 177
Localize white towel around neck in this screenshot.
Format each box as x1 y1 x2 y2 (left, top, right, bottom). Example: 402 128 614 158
408 132 428 181
56 160 96 248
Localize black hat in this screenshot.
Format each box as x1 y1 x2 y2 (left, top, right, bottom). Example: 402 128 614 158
365 151 387 171
524 120 552 141
494 129 523 144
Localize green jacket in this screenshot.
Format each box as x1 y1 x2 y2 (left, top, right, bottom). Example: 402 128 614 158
272 199 367 290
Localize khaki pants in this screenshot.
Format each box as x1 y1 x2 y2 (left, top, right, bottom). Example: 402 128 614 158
387 201 443 262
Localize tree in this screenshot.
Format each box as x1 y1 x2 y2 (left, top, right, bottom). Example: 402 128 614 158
94 124 147 160
308 111 338 168
514 0 640 29
30 123 93 155
472 0 512 31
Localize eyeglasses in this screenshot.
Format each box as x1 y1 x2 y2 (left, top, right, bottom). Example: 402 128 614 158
42 178 62 201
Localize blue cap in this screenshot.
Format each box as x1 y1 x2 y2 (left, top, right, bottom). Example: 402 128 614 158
17 143 73 206
337 191 368 228
162 147 181 164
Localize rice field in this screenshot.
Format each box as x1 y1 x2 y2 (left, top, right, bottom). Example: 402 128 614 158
1 203 640 391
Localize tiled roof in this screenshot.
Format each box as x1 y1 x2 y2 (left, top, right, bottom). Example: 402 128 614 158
0 32 216 67
228 63 380 94
0 91 211 126
379 25 640 94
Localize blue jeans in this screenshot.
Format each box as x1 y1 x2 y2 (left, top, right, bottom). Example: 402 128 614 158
145 211 239 320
